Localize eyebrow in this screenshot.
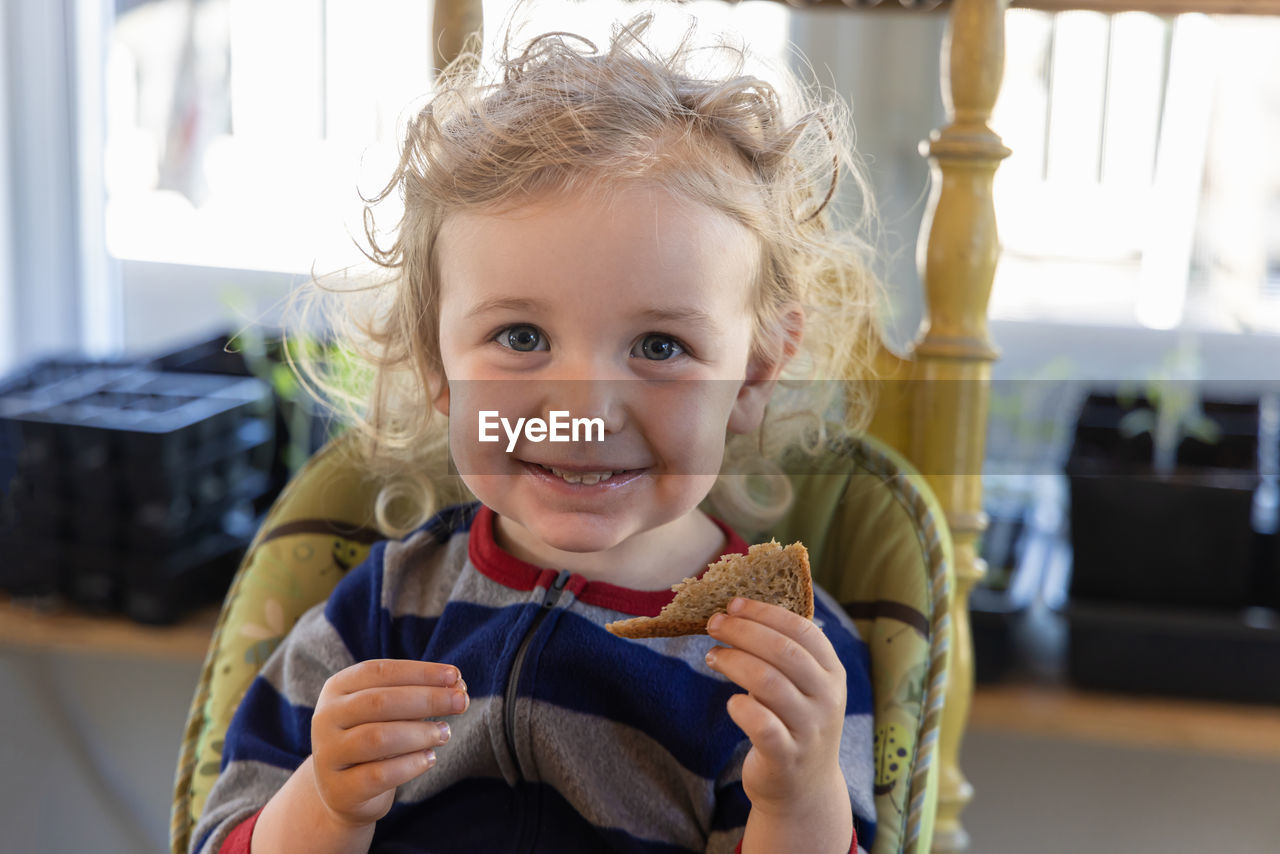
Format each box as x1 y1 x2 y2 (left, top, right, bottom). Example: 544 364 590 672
638 306 719 333
466 296 719 333
466 296 546 318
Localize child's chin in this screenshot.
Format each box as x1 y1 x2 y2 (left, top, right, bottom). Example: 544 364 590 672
524 515 630 555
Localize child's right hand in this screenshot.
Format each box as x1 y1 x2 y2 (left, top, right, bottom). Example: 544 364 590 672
308 659 469 829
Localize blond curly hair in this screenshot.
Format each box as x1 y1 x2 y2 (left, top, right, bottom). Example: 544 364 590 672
293 8 884 537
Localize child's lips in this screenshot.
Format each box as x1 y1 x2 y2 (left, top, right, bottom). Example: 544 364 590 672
519 459 648 490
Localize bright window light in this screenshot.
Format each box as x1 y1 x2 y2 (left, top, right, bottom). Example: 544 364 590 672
990 10 1280 334
103 0 791 276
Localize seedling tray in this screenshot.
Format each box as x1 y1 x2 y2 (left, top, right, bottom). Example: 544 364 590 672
54 526 254 622
972 504 1061 683
1068 471 1261 608
53 468 268 551
0 360 274 618
5 370 272 473
1063 597 1280 705
1066 393 1270 610
124 529 252 624
146 331 336 513
19 420 272 514
0 358 137 396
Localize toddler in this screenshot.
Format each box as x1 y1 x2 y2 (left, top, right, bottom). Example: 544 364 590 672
193 8 884 854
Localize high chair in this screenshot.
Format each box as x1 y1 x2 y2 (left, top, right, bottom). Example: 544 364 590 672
172 0 1015 852
171 432 952 854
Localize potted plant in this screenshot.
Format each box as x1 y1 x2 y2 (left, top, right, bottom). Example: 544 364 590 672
1061 336 1280 703
1065 337 1268 609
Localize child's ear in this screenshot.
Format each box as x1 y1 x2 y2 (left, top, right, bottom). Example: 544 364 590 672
727 307 804 435
429 372 450 417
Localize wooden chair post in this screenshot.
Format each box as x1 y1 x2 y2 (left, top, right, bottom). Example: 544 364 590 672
913 1 1010 851
432 0 484 73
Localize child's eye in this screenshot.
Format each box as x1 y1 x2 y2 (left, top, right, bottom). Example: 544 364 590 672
632 334 684 361
496 324 546 352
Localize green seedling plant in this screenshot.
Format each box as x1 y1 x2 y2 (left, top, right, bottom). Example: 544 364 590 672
1117 334 1220 477
220 290 365 474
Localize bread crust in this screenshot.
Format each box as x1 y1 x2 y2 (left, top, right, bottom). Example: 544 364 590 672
605 540 812 639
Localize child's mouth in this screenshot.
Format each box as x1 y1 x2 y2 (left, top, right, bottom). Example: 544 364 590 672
522 460 646 487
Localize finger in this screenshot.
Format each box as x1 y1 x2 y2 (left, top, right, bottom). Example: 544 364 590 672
332 684 470 728
338 748 438 801
724 692 795 759
330 659 461 695
706 611 831 698
329 720 452 768
705 645 811 732
721 598 841 673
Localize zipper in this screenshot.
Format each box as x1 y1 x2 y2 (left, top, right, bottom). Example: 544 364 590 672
504 569 571 777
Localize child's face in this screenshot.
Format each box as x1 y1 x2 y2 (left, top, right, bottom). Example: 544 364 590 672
433 181 789 561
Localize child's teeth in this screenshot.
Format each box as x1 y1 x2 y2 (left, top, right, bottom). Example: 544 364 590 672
545 465 615 484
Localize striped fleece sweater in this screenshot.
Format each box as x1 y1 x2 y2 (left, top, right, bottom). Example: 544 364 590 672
193 502 876 854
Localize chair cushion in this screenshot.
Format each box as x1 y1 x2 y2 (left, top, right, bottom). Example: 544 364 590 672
761 436 951 854
172 440 385 850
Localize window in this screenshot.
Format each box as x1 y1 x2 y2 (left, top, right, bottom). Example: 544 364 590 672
81 0 792 356
107 0 435 274
102 0 792 276
990 9 1280 333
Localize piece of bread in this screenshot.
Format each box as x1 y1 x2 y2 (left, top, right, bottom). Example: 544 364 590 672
605 540 813 639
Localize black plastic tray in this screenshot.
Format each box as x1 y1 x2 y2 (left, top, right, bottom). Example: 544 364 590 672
1065 393 1271 610
145 332 336 514
1062 597 1280 705
54 525 255 623
973 506 1057 683
0 359 274 619
124 529 252 624
9 413 271 553
4 370 272 473
17 420 272 512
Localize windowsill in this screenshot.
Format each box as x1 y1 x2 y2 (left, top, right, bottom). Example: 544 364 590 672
990 254 1280 337
986 315 1280 388
970 683 1280 762
0 594 218 661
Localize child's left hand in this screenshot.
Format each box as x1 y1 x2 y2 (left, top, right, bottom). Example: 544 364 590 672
705 597 849 819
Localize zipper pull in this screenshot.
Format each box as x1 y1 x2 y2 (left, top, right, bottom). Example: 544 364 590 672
542 569 571 608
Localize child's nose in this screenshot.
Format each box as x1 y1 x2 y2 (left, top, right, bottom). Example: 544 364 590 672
538 373 627 436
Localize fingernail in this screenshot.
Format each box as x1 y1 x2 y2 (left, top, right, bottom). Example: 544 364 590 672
424 749 437 768
727 597 746 614
705 649 717 667
452 690 467 713
707 613 725 633
438 722 451 743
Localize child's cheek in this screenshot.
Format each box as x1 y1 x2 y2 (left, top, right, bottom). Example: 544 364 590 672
640 380 738 476
445 379 527 476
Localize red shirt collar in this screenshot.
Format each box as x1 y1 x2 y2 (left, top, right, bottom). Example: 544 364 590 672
467 503 749 617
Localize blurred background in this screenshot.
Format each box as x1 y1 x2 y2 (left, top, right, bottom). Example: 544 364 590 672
2 1 1280 852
